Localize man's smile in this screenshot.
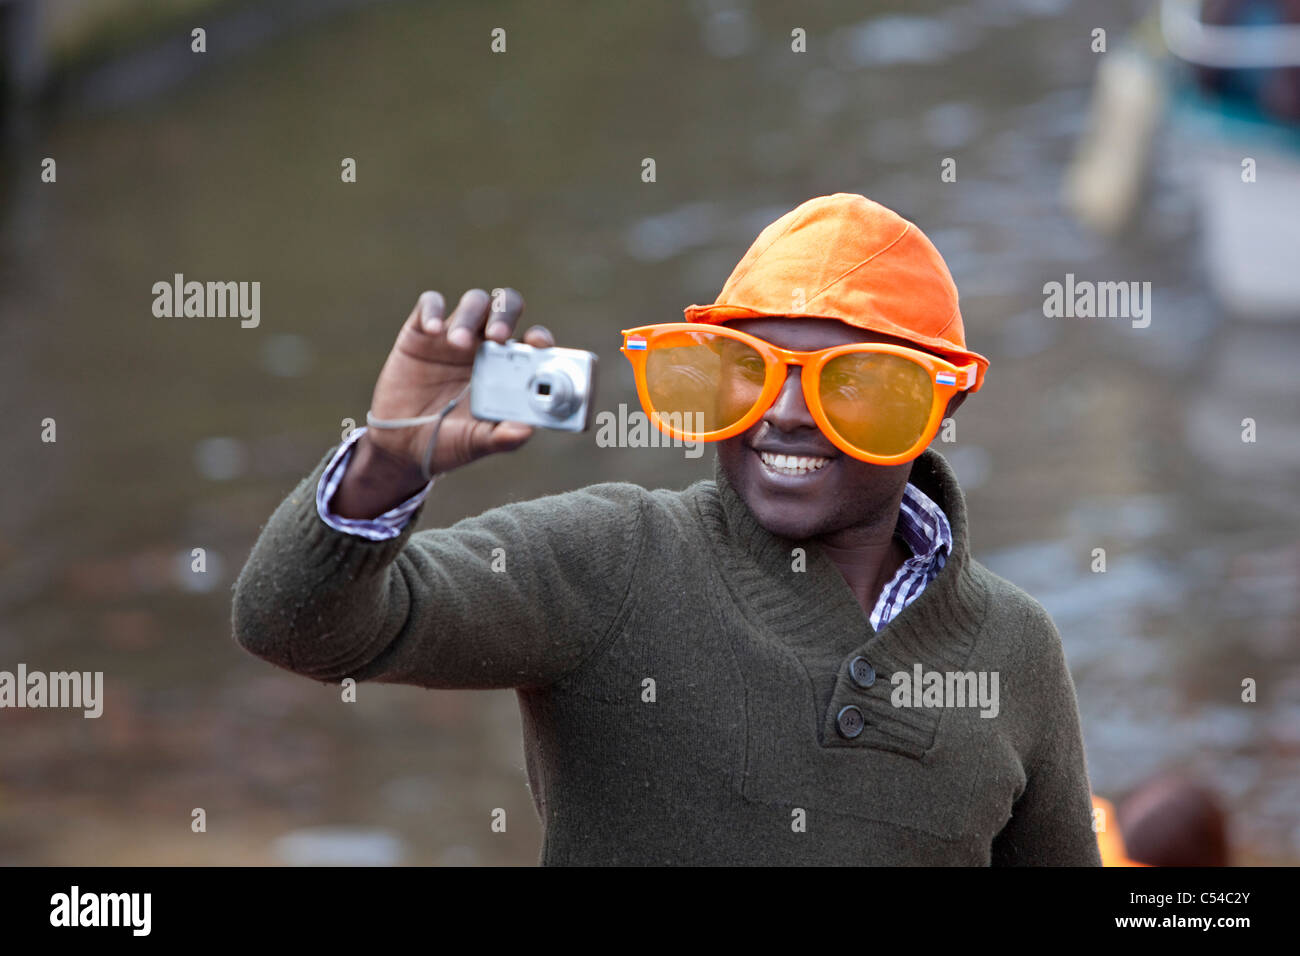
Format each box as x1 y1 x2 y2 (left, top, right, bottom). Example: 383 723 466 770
757 451 832 476
750 435 841 487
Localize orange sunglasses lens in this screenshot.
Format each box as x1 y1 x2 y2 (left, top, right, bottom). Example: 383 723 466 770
818 352 934 457
643 330 767 433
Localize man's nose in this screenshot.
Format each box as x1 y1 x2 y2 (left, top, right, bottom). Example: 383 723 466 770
763 367 816 432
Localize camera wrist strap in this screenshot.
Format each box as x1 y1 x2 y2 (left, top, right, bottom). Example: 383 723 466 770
365 381 472 484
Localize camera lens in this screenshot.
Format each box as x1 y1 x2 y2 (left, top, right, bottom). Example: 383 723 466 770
528 362 578 419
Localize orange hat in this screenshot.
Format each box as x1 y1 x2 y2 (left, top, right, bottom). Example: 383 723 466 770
684 193 989 392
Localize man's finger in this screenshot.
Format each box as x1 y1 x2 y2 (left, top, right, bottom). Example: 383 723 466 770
394 291 450 359
486 421 534 453
485 288 526 343
445 288 493 350
521 324 554 348
416 290 446 334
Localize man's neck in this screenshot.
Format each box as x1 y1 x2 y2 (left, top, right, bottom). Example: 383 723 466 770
815 487 911 617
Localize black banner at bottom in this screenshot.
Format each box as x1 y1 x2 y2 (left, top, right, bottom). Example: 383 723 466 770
0 865 1285 941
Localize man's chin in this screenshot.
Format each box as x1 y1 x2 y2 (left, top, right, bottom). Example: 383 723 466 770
739 496 825 541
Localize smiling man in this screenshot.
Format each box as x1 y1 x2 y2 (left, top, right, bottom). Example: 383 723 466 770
233 193 1101 866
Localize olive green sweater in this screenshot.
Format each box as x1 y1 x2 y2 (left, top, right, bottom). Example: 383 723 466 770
232 446 1101 866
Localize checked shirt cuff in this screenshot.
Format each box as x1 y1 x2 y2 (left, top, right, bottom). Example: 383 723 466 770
315 426 430 540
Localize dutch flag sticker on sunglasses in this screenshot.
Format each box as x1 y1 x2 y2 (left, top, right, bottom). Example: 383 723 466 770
935 371 957 386
626 335 648 350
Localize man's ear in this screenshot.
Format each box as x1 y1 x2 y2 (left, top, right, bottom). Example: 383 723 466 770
943 391 969 419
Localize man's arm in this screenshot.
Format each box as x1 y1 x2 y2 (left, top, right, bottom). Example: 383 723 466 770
991 605 1102 866
232 286 643 690
232 446 646 690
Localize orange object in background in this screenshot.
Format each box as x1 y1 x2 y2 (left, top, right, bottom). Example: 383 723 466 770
1092 795 1150 867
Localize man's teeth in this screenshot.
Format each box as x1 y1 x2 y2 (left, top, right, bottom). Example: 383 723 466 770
759 451 831 475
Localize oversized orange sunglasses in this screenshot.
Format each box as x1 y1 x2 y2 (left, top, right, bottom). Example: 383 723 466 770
620 323 980 465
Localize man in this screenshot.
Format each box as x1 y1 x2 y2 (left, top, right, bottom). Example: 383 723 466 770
233 193 1102 865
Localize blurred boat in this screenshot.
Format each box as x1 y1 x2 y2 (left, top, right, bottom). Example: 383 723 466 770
1065 0 1300 319
1164 0 1300 319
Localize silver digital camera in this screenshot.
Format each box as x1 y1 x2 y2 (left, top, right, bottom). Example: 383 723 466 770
469 340 598 432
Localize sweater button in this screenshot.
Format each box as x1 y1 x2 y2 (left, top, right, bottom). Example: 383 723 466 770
837 704 865 739
849 656 876 688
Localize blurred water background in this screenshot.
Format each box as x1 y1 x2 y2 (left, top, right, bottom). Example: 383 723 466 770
0 0 1296 865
